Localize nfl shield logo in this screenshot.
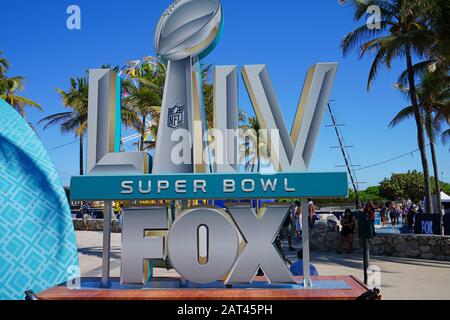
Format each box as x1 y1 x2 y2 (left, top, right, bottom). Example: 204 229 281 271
168 105 184 129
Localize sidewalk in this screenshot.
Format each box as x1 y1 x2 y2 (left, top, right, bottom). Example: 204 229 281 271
75 231 450 300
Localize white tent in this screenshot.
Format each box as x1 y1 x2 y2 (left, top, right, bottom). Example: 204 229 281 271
441 192 450 203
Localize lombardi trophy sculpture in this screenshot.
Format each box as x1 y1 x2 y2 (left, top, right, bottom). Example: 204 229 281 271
153 0 223 173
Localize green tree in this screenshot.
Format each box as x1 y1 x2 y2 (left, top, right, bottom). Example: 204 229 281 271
359 186 384 203
439 181 450 195
380 170 427 203
340 0 444 213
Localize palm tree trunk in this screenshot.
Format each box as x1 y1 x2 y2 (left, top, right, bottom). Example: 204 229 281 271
405 47 432 213
79 133 84 176
426 107 443 218
256 135 260 213
140 115 146 152
256 134 261 173
430 140 443 232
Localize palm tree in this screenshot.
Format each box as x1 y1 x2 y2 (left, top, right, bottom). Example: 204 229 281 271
391 70 450 216
238 114 271 212
419 72 449 216
0 51 42 118
0 50 9 78
123 61 214 151
414 0 449 154
239 115 271 173
39 77 88 175
122 62 165 151
340 0 443 213
40 68 140 175
0 77 42 118
439 96 450 149
241 116 260 173
201 64 214 129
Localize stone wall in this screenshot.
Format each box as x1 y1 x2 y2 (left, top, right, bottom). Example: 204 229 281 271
73 219 121 233
310 222 450 261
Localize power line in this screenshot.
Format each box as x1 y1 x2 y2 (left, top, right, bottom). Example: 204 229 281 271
354 144 431 172
46 130 149 153
47 139 80 152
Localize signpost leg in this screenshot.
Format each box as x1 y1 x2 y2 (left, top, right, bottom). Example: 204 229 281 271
301 198 312 288
363 238 369 285
101 201 112 287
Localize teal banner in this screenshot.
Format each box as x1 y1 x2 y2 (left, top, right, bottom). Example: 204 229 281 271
70 172 348 201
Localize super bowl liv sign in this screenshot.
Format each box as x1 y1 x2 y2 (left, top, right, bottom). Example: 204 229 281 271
70 0 347 286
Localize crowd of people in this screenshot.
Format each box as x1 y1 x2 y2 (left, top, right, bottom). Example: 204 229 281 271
73 198 424 278
280 199 319 251
378 200 420 230
280 198 425 274
337 199 424 254
278 199 321 276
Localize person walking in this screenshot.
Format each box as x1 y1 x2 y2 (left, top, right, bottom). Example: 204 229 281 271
395 203 402 227
82 202 91 231
280 204 295 251
407 205 418 230
389 201 397 227
380 202 387 227
294 201 302 240
364 201 376 235
116 204 123 220
418 205 424 214
401 203 408 225
307 198 316 229
337 209 356 254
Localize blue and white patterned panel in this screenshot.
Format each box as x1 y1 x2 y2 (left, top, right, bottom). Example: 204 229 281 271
0 99 78 300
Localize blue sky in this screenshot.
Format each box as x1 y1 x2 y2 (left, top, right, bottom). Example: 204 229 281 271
1 0 449 187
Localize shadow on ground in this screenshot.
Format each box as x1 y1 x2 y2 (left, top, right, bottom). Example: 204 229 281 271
78 246 121 260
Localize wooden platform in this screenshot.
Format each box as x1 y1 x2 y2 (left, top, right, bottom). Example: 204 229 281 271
37 276 374 300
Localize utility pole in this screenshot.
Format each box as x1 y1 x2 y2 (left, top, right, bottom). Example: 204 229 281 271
328 101 370 285
327 102 360 209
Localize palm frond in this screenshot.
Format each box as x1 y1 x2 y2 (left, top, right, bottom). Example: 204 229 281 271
367 46 387 91
442 128 450 147
341 21 391 57
397 60 434 87
0 50 10 76
38 112 74 130
389 105 415 128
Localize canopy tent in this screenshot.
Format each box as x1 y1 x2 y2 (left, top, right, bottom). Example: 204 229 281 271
441 192 450 203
